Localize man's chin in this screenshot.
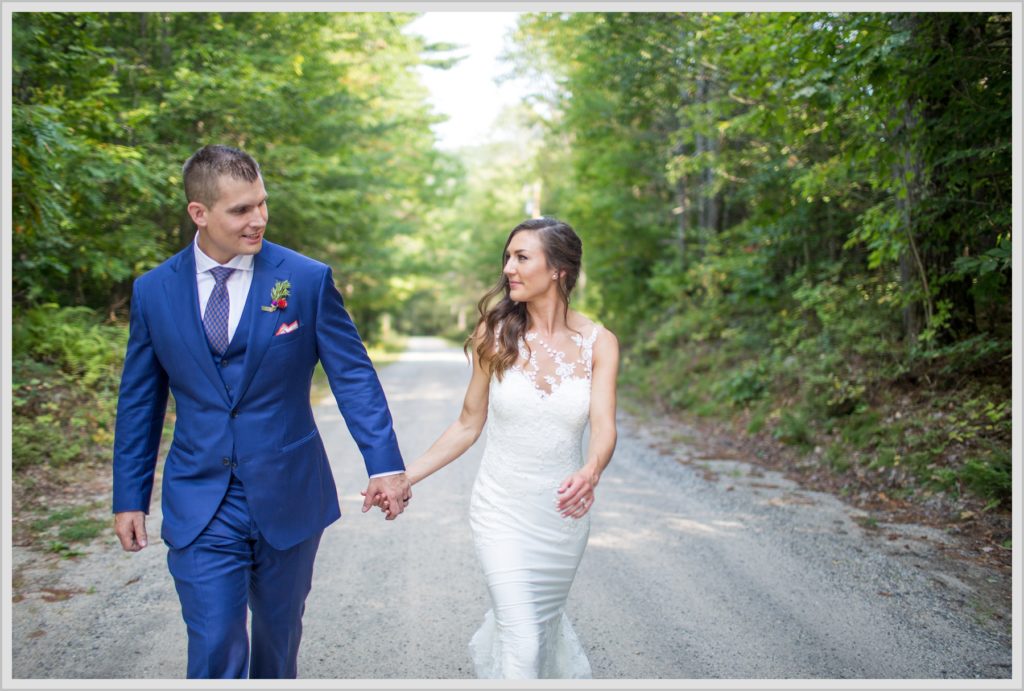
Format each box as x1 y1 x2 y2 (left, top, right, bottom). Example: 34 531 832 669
239 239 264 254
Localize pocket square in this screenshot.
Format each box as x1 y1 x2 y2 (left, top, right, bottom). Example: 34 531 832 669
275 320 299 336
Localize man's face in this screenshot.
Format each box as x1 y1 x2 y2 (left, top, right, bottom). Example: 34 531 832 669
190 175 268 264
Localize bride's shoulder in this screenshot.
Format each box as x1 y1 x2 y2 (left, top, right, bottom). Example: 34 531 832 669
568 312 616 344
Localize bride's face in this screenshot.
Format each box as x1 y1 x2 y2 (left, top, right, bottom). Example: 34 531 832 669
503 231 558 303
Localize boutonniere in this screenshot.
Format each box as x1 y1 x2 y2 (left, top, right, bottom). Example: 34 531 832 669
261 280 292 312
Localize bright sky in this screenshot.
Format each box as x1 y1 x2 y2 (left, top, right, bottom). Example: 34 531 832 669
405 12 531 151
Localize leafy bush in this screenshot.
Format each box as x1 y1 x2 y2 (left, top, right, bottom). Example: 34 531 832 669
13 304 126 385
12 306 127 470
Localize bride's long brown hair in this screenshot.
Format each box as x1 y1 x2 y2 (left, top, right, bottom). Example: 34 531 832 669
467 217 583 379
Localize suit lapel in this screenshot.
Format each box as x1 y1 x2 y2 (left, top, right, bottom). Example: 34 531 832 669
234 243 289 405
163 247 232 405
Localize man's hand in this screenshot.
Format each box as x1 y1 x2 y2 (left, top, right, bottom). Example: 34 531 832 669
114 511 148 552
361 473 412 521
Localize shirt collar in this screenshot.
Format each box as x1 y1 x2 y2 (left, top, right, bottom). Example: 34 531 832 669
193 232 255 275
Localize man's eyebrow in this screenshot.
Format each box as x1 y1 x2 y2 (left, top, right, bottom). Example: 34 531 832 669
227 196 267 212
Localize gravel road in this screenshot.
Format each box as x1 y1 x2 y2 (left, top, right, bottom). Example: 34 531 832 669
10 336 1013 681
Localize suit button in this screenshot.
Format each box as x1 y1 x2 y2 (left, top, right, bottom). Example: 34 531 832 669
220 359 229 366
231 409 239 418
222 457 230 466
231 461 238 469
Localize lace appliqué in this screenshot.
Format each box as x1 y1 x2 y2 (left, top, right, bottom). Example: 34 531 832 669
510 326 601 398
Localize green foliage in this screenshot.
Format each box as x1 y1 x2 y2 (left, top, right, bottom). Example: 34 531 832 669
772 409 814 450
14 305 127 386
512 11 1010 508
961 455 1011 503
12 12 454 332
12 307 126 470
11 12 1011 516
58 517 109 543
11 12 456 489
715 361 769 406
23 503 107 557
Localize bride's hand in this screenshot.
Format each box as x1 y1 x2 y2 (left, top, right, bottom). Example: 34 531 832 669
360 490 389 514
556 467 599 519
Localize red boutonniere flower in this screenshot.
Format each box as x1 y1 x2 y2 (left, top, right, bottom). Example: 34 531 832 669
261 280 291 312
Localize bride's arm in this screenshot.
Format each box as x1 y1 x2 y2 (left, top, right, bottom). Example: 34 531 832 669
405 333 491 486
558 328 619 517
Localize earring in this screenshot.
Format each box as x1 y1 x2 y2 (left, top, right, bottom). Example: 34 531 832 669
552 274 558 280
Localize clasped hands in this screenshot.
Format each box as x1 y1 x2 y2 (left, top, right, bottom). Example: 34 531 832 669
361 467 599 520
361 472 412 520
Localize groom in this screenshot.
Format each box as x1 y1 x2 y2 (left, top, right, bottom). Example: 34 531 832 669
112 144 411 678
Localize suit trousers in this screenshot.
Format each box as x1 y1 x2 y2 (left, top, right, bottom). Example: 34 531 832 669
166 472 322 678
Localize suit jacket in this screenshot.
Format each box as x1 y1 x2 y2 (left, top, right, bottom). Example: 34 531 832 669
112 239 404 550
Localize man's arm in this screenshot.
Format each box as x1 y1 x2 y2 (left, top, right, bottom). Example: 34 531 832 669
315 266 409 519
112 281 169 550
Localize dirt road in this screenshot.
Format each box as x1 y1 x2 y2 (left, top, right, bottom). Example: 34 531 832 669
10 337 1012 680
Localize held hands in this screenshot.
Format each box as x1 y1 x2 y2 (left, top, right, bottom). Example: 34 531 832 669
557 465 600 519
361 472 412 521
114 511 148 552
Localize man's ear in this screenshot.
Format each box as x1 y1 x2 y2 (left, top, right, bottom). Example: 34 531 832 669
187 201 208 228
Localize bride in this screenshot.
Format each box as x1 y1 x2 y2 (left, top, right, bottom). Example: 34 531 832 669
382 217 619 678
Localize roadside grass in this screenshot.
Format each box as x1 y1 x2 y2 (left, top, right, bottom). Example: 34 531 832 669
623 335 1012 516
18 499 111 560
23 501 109 559
12 307 181 560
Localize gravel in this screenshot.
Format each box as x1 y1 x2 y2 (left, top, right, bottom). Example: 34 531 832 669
10 337 1012 681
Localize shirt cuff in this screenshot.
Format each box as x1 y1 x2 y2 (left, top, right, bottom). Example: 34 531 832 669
369 470 405 479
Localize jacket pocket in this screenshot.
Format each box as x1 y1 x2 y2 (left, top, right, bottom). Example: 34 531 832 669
280 427 319 453
269 325 304 348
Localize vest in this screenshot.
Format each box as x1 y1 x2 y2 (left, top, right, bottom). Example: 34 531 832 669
207 286 255 463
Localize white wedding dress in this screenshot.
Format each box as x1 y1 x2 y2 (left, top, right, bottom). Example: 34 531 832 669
467 323 600 679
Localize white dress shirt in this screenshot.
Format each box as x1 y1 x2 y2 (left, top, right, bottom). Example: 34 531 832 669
194 236 254 345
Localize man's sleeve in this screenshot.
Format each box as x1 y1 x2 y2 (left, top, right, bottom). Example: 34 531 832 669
112 281 169 513
315 266 405 476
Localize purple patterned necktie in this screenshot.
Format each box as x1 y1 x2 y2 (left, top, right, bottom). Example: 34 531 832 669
203 267 236 355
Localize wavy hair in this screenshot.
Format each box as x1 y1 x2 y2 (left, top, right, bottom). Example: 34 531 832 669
467 217 583 379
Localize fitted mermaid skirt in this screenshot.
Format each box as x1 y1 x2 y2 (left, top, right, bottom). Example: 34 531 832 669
468 451 592 678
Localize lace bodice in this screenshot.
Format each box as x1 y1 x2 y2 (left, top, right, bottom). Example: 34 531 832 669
473 322 601 503
510 327 600 397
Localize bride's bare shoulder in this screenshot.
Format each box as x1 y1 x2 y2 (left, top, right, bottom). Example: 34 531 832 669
568 312 618 354
566 311 593 330
567 311 607 336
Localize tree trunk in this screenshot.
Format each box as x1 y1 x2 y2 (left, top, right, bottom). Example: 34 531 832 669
673 147 687 262
899 250 923 342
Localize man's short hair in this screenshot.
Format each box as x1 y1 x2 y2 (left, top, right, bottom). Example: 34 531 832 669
183 145 261 207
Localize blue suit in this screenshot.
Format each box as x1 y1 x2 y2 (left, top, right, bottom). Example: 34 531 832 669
112 239 403 677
